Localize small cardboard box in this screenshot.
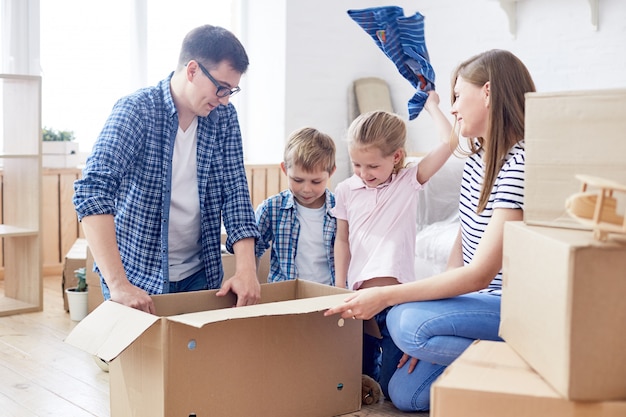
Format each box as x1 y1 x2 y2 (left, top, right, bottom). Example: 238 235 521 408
500 222 626 401
222 246 271 284
431 340 626 417
524 89 626 229
85 246 104 313
61 238 88 311
42 141 80 168
65 280 362 417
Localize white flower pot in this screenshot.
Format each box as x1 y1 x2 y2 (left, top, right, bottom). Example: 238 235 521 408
65 288 88 321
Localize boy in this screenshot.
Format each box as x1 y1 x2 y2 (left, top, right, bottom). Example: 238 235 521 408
255 127 336 285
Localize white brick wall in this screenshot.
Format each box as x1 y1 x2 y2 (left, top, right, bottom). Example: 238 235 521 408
240 0 626 186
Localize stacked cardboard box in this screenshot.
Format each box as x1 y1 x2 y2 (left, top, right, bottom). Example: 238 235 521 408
432 341 626 417
524 89 626 228
432 89 626 416
500 222 626 400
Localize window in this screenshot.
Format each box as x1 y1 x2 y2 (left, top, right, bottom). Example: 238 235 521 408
40 0 236 153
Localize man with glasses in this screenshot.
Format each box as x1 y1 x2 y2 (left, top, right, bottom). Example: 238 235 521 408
74 25 260 314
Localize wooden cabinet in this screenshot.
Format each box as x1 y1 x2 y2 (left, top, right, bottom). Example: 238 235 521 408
41 168 82 276
245 163 288 210
0 74 42 316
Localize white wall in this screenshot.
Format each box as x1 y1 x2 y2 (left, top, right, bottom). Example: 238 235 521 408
237 0 286 164
242 0 626 186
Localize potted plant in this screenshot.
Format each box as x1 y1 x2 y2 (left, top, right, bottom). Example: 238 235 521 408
42 127 80 168
65 267 88 321
42 127 75 142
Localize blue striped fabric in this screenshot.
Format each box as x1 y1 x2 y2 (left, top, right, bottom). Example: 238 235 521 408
348 6 435 120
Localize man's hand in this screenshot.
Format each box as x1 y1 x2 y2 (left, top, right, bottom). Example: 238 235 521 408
216 269 261 306
109 281 156 314
217 237 261 306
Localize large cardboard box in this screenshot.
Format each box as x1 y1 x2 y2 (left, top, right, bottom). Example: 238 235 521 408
431 340 626 417
524 89 626 228
85 246 104 313
500 222 626 400
61 238 88 311
65 280 362 417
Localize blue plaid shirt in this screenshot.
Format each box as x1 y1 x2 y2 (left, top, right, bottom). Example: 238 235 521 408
73 73 259 295
254 189 336 284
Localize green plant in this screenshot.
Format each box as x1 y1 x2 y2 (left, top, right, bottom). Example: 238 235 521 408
74 267 87 292
42 127 75 142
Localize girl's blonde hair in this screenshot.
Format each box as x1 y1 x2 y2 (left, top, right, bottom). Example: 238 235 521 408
348 111 406 173
284 127 336 174
451 49 536 213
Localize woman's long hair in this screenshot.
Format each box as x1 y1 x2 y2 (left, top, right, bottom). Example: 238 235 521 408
451 49 536 213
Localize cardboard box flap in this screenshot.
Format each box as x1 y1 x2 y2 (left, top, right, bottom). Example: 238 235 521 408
64 300 160 362
150 279 351 317
439 341 562 399
167 292 349 328
433 341 626 417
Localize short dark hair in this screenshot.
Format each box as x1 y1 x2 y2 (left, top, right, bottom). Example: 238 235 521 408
177 25 249 73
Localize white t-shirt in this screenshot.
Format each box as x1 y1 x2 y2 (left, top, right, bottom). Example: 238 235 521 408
295 203 332 285
168 117 203 282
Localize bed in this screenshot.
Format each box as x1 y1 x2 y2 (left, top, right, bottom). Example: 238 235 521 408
412 155 465 280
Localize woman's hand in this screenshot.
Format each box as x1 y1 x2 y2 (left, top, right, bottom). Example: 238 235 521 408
324 286 389 320
423 89 441 112
397 353 419 374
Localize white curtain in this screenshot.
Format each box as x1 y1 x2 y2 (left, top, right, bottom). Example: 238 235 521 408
1 0 40 75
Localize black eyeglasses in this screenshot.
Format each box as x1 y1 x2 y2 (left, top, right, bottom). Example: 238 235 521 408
195 61 241 98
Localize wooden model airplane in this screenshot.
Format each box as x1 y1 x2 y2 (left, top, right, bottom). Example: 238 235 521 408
565 174 626 241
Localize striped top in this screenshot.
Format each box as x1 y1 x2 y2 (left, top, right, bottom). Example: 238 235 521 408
459 141 525 294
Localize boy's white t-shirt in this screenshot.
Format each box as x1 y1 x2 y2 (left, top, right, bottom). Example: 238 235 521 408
295 202 332 285
168 117 203 282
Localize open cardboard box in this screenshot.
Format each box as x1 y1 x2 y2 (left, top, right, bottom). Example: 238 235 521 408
65 279 362 417
431 340 626 417
500 222 626 401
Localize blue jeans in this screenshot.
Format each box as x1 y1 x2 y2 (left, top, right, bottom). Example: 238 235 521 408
385 292 502 411
362 308 405 399
101 268 208 300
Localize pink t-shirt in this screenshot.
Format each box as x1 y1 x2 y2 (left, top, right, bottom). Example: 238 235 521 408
332 164 423 290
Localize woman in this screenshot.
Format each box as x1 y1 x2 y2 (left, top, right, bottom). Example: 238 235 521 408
325 49 536 411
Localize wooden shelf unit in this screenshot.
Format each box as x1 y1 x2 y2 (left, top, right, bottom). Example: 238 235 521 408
0 74 43 316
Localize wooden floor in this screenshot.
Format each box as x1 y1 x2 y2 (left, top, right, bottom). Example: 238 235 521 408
0 276 427 417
